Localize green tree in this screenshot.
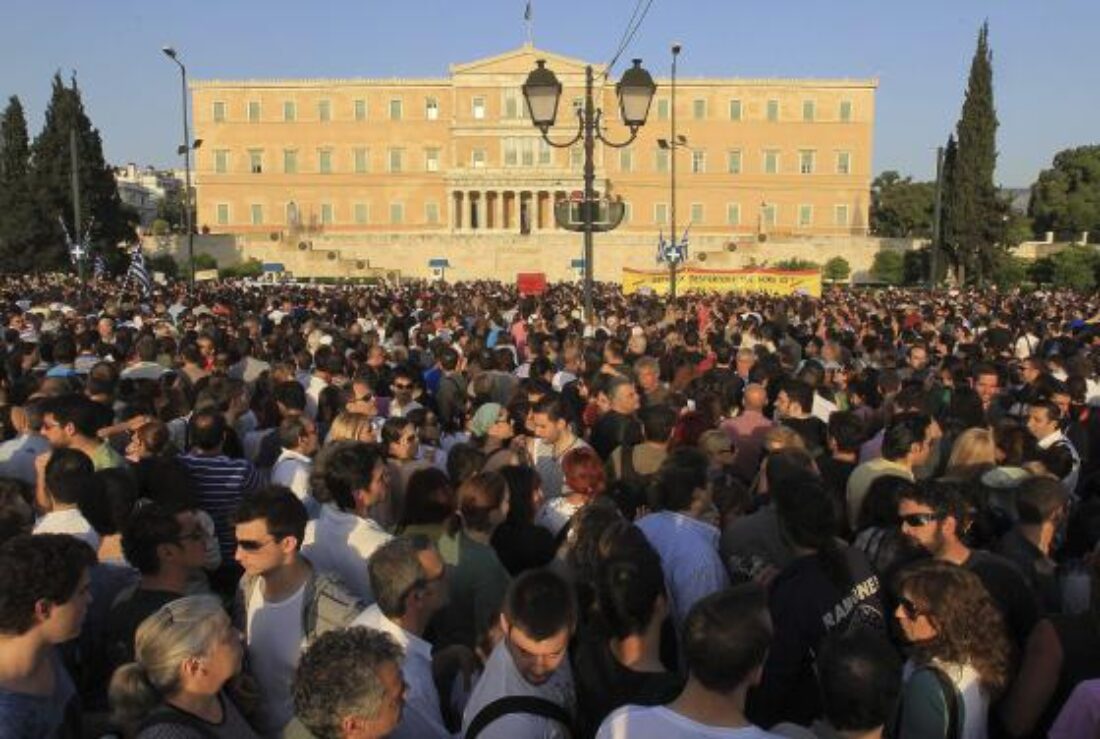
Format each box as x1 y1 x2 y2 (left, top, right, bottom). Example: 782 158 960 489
1049 246 1100 291
870 171 936 237
0 96 45 272
936 134 959 282
823 256 850 282
870 250 904 285
773 257 819 270
1028 256 1054 285
949 22 1000 285
30 72 137 271
903 248 930 285
989 253 1028 288
1029 146 1100 240
219 258 263 279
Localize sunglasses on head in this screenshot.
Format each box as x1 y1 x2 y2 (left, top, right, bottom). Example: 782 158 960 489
899 512 945 528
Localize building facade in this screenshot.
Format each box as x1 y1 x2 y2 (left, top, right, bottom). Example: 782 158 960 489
191 45 876 269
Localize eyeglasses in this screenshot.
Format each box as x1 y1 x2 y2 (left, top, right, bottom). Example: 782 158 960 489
899 512 945 528
394 382 414 390
236 537 275 552
395 567 448 606
897 595 926 620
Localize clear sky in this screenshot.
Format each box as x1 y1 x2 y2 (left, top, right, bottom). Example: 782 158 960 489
2 0 1096 187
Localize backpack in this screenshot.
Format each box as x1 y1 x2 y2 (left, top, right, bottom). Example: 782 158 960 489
895 665 962 739
137 704 220 739
465 696 573 739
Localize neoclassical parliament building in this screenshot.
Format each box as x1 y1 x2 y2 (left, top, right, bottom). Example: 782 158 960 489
188 45 878 278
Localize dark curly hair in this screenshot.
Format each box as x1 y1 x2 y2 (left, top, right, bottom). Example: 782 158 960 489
895 560 1014 696
293 626 404 739
0 533 97 634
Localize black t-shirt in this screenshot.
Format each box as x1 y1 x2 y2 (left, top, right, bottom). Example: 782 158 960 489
996 528 1061 613
817 456 858 528
571 627 683 738
781 416 829 458
491 521 556 577
590 411 643 461
964 549 1041 648
105 588 182 674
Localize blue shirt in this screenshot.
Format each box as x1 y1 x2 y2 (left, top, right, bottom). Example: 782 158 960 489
0 651 76 739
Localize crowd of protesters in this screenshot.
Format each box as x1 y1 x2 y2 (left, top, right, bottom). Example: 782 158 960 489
2 273 1100 738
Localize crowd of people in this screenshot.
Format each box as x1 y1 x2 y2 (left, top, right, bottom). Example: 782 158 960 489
1 273 1100 738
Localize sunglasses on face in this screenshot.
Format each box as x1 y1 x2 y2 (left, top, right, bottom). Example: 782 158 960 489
394 382 414 390
899 512 945 528
236 537 276 552
897 595 926 620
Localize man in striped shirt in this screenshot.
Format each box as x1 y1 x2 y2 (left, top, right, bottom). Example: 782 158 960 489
177 409 260 594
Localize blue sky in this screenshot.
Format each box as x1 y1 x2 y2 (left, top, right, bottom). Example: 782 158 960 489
1 0 1096 186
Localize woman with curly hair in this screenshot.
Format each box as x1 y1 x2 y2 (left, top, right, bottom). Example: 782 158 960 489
893 560 1014 739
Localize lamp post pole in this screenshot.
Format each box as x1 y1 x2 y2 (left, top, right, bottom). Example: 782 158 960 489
163 47 195 292
581 65 597 322
669 44 680 301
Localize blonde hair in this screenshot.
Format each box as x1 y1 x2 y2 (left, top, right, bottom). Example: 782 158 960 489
109 595 230 728
945 427 996 480
326 412 376 444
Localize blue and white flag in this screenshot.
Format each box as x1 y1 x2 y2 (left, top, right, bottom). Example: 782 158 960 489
93 252 107 280
524 0 532 21
127 245 152 295
678 224 691 262
656 229 667 264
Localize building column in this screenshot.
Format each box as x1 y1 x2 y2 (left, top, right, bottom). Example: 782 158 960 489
495 191 504 231
513 191 523 233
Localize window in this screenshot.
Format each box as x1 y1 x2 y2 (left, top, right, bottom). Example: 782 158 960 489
798 204 813 227
390 203 404 224
836 151 851 175
520 139 534 167
318 149 333 174
692 99 707 120
354 203 369 225
425 202 440 224
656 149 670 173
835 204 850 226
248 149 263 174
766 99 779 122
283 101 296 122
691 150 706 174
570 146 583 170
286 202 299 225
762 204 777 227
504 138 518 167
213 101 226 122
654 203 669 225
799 149 816 175
247 101 261 122
354 99 367 121
839 100 853 122
802 100 815 122
388 148 404 173
620 148 633 173
727 149 742 174
353 148 369 174
503 88 524 119
216 203 229 225
472 96 486 120
250 204 263 226
283 149 298 174
320 204 333 225
318 100 332 122
425 148 440 172
572 97 584 115
214 150 229 174
764 150 779 175
691 203 704 224
471 149 486 168
729 99 742 121
726 203 741 226
538 140 551 166
656 98 670 120
623 203 632 224
426 98 439 120
389 98 403 120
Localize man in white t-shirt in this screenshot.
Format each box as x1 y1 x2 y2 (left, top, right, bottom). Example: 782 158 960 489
233 487 362 735
528 395 588 500
462 569 577 738
597 585 781 739
32 449 99 550
271 416 320 516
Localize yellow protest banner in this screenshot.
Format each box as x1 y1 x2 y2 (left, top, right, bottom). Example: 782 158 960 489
622 267 822 297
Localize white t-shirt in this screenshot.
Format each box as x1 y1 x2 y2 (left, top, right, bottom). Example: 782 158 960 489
535 496 583 538
246 579 306 734
33 508 100 550
302 504 391 603
271 450 312 500
597 705 782 739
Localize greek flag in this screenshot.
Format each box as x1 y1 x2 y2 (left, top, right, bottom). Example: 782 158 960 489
678 224 691 262
524 0 532 21
93 253 107 280
127 245 152 295
656 229 667 264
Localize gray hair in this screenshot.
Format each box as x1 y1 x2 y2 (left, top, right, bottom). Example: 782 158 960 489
368 534 435 618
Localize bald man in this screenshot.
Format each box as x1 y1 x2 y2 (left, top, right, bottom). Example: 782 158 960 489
721 384 774 484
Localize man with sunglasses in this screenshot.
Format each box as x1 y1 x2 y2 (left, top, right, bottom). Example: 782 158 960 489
233 486 363 736
352 536 453 738
389 367 424 419
898 480 1039 647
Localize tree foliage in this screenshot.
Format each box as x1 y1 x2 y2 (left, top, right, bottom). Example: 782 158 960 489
823 257 850 282
0 96 44 273
870 171 935 238
772 257 819 271
870 250 905 285
1048 246 1100 291
1029 145 1100 240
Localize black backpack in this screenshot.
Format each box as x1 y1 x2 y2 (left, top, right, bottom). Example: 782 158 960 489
465 696 573 739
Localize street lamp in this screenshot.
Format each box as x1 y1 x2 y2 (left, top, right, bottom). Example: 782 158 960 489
657 44 684 300
162 45 197 292
523 58 656 321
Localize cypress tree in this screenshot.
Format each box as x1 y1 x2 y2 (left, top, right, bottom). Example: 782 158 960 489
30 72 136 272
0 96 45 273
952 21 999 285
939 134 959 282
